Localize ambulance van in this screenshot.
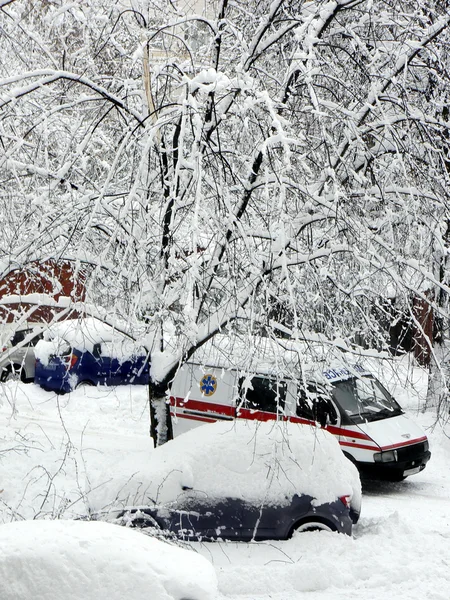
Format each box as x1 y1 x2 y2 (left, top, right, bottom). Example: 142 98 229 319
169 338 431 481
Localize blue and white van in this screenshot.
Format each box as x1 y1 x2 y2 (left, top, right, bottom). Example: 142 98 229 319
169 338 430 481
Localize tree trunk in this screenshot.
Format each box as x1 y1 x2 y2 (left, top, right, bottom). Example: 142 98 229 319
149 385 173 447
426 219 450 413
412 295 433 366
425 342 450 412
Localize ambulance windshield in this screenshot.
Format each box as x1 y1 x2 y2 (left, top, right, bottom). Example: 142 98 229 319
331 375 403 424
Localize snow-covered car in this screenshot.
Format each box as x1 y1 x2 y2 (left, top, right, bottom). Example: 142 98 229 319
119 420 362 541
0 325 44 382
34 318 149 393
0 519 217 600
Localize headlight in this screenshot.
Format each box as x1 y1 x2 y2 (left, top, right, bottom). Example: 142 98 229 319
374 450 398 463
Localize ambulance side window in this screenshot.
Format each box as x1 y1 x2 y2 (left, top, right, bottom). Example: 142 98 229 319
240 377 287 414
297 385 338 427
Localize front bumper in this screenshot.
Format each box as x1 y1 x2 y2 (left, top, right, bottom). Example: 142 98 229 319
358 444 431 481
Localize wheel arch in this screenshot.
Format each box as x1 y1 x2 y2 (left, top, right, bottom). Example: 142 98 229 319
75 379 95 389
287 515 337 538
342 451 358 465
1 363 26 383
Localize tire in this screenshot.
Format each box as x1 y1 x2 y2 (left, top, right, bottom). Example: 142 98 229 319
289 518 337 537
76 380 94 389
0 364 24 383
120 508 162 529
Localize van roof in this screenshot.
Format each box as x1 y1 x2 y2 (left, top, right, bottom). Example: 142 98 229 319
188 334 371 384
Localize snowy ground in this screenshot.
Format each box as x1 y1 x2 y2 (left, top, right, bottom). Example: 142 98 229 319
0 519 218 600
1 358 450 600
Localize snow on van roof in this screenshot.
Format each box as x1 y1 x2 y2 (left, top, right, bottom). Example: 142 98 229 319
123 420 361 510
188 334 370 383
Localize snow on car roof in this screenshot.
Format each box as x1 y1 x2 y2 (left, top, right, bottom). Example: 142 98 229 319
134 420 361 510
34 318 144 363
0 519 218 600
44 318 124 346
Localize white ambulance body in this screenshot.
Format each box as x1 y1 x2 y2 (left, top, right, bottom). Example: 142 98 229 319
169 338 430 480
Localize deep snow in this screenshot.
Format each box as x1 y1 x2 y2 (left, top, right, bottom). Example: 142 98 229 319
0 519 218 600
1 356 450 600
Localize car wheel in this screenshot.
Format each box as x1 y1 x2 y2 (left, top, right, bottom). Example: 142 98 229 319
76 380 94 389
0 364 24 383
290 519 337 536
119 509 163 529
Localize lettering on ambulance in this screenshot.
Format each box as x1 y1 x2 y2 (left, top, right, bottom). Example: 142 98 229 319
323 364 368 381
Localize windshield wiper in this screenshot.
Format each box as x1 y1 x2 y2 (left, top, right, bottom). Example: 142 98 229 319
350 406 402 421
373 407 403 419
349 409 377 420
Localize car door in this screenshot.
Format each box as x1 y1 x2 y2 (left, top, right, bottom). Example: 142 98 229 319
91 342 114 385
162 489 316 542
116 346 148 385
162 490 246 541
107 350 123 386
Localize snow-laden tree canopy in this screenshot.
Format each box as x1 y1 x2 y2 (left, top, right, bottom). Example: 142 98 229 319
0 0 449 409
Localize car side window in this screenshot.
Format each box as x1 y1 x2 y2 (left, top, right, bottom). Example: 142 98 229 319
297 384 338 427
240 376 287 414
92 343 102 358
29 332 44 347
9 329 44 347
10 330 30 346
